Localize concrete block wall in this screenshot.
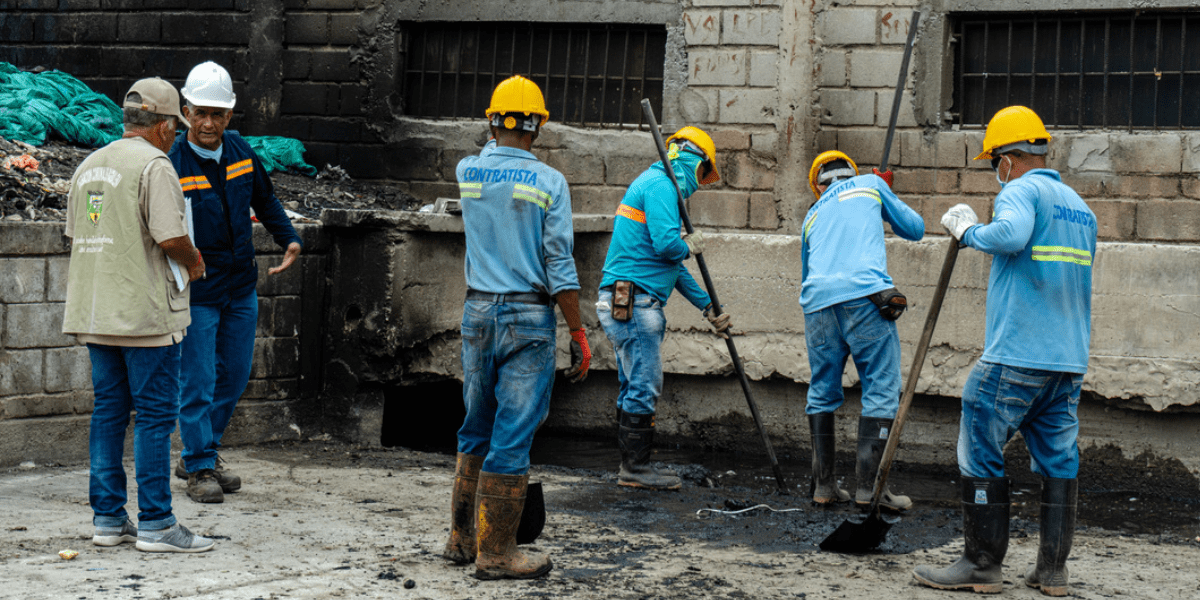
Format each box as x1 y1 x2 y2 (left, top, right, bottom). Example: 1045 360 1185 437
0 222 329 466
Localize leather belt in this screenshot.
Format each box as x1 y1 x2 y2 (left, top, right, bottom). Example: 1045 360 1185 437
466 289 552 305
600 283 647 296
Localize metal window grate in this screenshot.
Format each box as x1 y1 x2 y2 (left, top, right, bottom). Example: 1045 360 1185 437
399 22 667 129
951 11 1200 130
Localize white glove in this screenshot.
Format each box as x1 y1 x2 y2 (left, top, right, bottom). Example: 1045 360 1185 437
941 204 979 241
683 229 705 255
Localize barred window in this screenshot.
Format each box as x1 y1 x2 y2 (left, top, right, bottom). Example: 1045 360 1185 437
951 11 1200 130
399 22 666 128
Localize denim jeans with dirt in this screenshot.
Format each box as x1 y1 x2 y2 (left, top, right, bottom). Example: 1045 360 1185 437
803 297 901 418
457 298 557 475
596 289 667 416
957 360 1083 479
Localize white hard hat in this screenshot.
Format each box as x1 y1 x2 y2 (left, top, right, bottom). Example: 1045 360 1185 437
181 61 236 109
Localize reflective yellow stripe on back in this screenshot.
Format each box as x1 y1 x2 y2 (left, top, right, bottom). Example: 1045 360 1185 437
837 188 882 204
513 184 552 210
459 182 482 199
616 203 646 224
1031 245 1092 266
226 159 253 180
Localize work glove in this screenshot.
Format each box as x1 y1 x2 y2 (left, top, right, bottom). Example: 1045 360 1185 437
873 167 894 188
704 304 732 339
941 203 979 242
565 328 591 383
683 230 705 256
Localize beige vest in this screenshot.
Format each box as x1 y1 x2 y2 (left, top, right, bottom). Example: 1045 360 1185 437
63 139 189 339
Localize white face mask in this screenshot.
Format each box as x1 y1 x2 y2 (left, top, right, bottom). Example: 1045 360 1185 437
994 155 1013 188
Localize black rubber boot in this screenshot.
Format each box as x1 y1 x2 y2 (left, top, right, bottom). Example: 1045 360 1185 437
1024 478 1077 597
854 417 912 511
617 410 681 490
913 477 1010 594
808 413 850 504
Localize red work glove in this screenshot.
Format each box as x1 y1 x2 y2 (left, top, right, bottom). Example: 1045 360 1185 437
873 168 894 188
566 328 590 383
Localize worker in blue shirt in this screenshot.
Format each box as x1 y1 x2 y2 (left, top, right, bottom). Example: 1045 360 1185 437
800 151 924 511
169 61 303 504
442 75 588 581
914 106 1095 597
596 126 732 491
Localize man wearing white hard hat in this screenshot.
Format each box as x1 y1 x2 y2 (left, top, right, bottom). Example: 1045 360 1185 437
168 61 303 503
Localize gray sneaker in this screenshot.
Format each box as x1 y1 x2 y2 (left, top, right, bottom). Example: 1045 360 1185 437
135 523 214 553
93 519 137 546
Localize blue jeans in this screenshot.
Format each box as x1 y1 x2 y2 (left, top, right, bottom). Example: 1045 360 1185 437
804 298 901 418
958 360 1083 479
88 343 181 530
596 289 667 416
458 298 557 475
178 290 258 472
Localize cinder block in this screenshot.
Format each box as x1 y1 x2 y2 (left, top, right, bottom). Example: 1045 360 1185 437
683 10 720 46
748 192 779 229
849 48 903 88
815 129 838 152
310 48 358 82
961 170 998 194
689 190 749 229
819 49 847 87
722 151 776 190
255 296 273 338
875 89 917 128
711 129 750 152
1061 134 1112 173
571 186 625 215
339 83 367 116
5 303 70 349
1088 199 1136 241
1108 134 1183 174
281 82 337 114
723 9 780 45
836 128 898 168
691 0 778 5
406 181 460 205
880 8 917 44
1136 200 1200 242
283 49 311 79
751 131 777 153
900 131 966 168
605 155 652 186
203 13 251 45
44 346 91 394
677 88 718 124
285 12 328 45
1108 175 1180 198
329 12 358 45
689 48 747 87
1059 173 1110 197
253 337 300 378
748 50 777 87
818 89 875 126
116 11 159 42
274 296 302 338
718 89 778 124
1184 178 1200 200
543 150 605 185
893 169 958 195
1183 133 1200 173
255 254 303 295
0 258 45 303
818 8 876 45
45 256 68 302
0 14 34 43
0 349 42 396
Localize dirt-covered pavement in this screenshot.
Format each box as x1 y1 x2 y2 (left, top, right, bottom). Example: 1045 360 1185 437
2 440 1197 600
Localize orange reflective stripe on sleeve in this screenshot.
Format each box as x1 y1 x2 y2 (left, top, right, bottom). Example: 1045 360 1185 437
615 203 646 224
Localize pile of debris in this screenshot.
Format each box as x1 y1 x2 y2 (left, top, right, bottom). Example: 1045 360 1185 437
0 136 421 223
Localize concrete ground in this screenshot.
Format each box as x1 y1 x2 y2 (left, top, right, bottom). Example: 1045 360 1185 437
2 440 1198 600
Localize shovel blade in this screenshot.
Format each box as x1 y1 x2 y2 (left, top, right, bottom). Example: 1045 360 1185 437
818 511 900 553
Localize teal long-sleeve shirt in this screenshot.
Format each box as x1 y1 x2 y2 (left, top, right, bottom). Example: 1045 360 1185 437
961 169 1095 374
599 161 710 310
800 174 925 313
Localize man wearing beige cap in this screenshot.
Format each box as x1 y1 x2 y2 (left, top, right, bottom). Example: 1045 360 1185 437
63 77 213 553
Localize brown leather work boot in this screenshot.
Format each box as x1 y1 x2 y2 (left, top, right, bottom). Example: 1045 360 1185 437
186 469 224 503
474 472 552 580
442 453 484 564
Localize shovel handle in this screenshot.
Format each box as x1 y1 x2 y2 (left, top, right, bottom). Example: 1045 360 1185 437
868 237 959 512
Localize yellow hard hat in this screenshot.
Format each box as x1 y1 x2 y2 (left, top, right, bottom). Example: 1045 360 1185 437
485 75 550 129
667 126 720 185
974 105 1052 160
808 150 859 198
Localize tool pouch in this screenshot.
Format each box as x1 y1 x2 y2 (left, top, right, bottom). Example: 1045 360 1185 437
868 287 907 321
612 280 633 322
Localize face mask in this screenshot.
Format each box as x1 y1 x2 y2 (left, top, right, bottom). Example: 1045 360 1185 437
992 155 1012 188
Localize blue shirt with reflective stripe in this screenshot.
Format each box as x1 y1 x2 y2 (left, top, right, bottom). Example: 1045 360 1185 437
457 140 579 296
598 160 710 310
799 174 925 313
962 169 1096 374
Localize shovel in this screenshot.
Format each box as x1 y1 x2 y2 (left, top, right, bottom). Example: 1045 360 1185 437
819 237 960 553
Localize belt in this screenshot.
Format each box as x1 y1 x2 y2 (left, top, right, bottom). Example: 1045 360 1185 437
600 283 648 296
466 289 552 305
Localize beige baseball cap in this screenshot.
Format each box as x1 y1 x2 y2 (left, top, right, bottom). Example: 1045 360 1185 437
123 77 190 128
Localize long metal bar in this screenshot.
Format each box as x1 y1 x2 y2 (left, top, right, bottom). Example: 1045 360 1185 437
451 29 463 119
471 26 481 120
1030 16 1039 107
415 28 427 116
641 98 788 493
617 29 630 126
1004 20 1013 101
1127 14 1136 132
1180 18 1188 128
434 28 446 117
881 10 920 170
1152 15 1162 130
599 26 612 127
956 21 965 127
579 28 592 125
1077 20 1086 128
561 29 573 123
1053 20 1062 127
544 28 554 112
638 29 648 129
1102 18 1111 127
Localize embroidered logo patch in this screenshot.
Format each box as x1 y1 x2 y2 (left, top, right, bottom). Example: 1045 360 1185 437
87 191 104 226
